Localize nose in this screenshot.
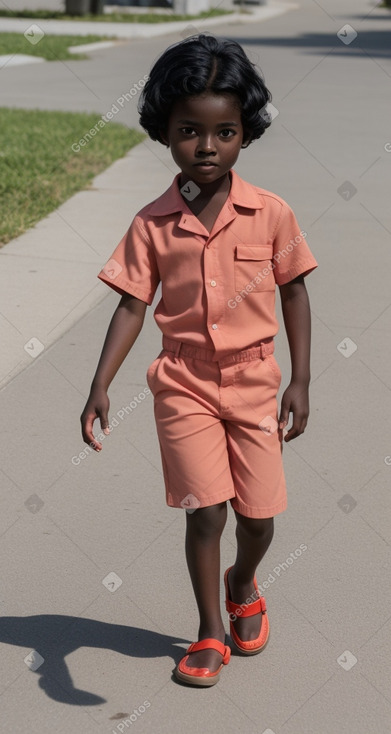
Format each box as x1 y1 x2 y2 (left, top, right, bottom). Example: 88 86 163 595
195 134 216 156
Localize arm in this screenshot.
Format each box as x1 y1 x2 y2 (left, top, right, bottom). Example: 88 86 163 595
278 275 312 442
80 293 147 451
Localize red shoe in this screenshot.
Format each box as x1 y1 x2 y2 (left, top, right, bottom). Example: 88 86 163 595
224 566 269 655
175 638 231 686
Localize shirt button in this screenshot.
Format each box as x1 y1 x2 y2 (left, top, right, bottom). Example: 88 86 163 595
211 324 218 330
210 280 217 287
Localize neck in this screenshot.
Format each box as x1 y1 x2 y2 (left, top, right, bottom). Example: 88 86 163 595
179 171 231 200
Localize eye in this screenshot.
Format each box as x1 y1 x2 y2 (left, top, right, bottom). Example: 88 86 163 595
219 129 236 139
179 127 197 136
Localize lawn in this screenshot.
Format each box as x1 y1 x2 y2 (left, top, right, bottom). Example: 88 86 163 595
0 108 144 246
0 8 234 23
0 32 114 61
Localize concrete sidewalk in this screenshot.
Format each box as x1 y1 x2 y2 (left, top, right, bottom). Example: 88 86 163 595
0 142 176 388
1 1 391 732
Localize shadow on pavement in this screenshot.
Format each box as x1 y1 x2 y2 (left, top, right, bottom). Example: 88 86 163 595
229 30 391 59
340 12 391 21
0 614 188 705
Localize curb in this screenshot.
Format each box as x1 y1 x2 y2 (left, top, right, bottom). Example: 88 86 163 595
0 141 175 390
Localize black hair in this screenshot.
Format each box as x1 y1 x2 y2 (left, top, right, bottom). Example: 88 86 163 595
138 34 272 147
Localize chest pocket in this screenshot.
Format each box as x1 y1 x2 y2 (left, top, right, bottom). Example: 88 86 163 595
234 244 275 293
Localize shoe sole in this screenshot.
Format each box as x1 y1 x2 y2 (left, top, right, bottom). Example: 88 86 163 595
174 667 222 686
230 629 270 656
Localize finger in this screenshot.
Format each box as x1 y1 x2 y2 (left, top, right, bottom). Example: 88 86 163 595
81 413 94 444
81 413 103 451
91 438 103 452
99 414 110 436
278 402 290 430
284 427 298 442
284 415 307 442
98 402 110 435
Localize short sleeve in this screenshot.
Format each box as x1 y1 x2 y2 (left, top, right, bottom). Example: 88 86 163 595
97 215 160 305
272 201 318 286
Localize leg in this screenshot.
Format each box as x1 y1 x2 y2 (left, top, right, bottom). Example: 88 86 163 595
184 502 227 672
227 513 274 642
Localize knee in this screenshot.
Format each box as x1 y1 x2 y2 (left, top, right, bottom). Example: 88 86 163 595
237 515 274 542
186 502 227 539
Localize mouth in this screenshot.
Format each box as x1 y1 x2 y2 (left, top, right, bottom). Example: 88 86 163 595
194 161 217 167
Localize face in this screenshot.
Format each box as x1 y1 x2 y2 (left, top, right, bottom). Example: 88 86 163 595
163 93 246 188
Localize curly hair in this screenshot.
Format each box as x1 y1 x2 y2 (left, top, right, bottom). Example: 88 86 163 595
138 34 272 147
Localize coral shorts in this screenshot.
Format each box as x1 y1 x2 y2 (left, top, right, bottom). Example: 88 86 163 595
146 337 287 519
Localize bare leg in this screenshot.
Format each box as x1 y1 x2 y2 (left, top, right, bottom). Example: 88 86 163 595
184 502 227 671
227 513 274 642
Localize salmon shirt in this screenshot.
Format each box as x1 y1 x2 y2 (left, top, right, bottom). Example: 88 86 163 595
98 169 318 359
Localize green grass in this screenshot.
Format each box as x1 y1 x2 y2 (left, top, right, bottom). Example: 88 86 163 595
0 32 114 60
0 8 233 23
0 108 145 246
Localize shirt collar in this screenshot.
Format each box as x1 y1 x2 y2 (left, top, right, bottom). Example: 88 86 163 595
229 168 265 210
147 169 264 216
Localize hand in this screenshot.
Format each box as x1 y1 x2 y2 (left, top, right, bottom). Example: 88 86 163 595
278 381 309 442
80 387 110 451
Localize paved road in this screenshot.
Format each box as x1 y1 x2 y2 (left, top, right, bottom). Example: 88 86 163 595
1 1 391 733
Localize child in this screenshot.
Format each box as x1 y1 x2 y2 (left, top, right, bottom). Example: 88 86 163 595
80 34 317 687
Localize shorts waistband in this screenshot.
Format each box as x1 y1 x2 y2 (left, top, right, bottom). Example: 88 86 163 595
162 336 274 365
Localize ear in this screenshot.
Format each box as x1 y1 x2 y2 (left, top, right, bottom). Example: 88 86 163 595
241 138 252 149
241 129 252 149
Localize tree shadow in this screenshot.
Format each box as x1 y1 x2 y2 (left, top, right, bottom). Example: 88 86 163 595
228 30 391 59
334 3 391 22
0 614 188 705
